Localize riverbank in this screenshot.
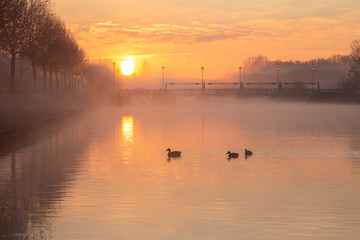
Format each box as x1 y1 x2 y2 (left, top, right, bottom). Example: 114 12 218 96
0 93 92 137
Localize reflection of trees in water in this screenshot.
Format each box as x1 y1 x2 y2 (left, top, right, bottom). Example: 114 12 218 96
0 120 89 239
349 137 360 175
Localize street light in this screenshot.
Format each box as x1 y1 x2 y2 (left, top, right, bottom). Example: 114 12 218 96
117 69 120 89
113 62 116 89
201 67 204 94
312 66 315 89
239 66 242 89
277 66 280 92
162 66 165 91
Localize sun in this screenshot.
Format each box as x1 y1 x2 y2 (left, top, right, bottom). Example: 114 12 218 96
121 59 135 76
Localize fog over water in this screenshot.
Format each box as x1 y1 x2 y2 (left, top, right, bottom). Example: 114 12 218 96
1 97 360 239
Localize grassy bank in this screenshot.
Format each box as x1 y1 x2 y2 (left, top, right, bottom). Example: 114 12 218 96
0 93 91 134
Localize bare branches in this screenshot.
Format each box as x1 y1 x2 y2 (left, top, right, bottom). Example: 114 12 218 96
0 0 87 93
349 39 360 80
0 0 29 92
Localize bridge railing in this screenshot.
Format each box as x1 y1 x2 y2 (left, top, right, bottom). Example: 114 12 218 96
119 89 161 95
165 88 202 95
117 82 342 96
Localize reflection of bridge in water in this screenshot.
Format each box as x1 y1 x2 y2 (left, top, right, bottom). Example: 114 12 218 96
119 81 340 97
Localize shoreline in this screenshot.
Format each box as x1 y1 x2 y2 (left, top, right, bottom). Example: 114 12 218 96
0 93 92 144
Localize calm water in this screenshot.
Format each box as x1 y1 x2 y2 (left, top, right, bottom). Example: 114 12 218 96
1 97 360 239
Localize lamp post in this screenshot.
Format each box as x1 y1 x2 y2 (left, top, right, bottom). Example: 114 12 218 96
312 66 315 90
113 62 116 89
117 69 120 89
239 66 242 89
201 67 204 94
277 66 280 92
162 66 165 92
20 58 23 92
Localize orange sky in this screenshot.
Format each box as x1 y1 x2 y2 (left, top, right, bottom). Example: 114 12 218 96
55 0 360 83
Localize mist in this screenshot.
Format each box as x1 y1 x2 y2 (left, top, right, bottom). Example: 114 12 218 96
2 0 360 239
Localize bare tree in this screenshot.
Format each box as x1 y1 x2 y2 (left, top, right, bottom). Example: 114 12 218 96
36 14 66 93
1 0 89 95
44 16 68 94
349 39 360 94
53 31 86 94
0 0 28 92
337 39 360 98
21 0 52 92
243 55 270 68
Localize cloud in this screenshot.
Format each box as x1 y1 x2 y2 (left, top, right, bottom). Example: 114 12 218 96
95 21 120 27
70 12 359 48
70 21 255 45
102 53 202 60
67 12 360 62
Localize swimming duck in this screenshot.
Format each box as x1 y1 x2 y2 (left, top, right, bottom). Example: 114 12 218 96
245 149 253 156
226 151 239 158
166 148 181 158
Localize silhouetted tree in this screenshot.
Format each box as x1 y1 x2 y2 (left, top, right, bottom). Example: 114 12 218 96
45 16 69 94
36 14 66 93
0 0 28 92
349 39 360 94
0 0 89 95
71 46 88 94
336 39 360 99
21 0 51 92
57 31 78 93
84 64 114 102
241 54 348 89
244 55 269 68
0 0 52 93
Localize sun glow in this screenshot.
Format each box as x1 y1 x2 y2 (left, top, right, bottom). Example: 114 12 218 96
121 59 135 76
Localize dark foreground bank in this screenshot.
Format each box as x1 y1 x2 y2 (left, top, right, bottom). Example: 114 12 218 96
0 93 91 143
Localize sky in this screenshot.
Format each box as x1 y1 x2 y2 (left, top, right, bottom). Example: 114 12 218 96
54 0 360 83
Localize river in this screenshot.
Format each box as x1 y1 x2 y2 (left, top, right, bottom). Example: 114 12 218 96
1 97 360 239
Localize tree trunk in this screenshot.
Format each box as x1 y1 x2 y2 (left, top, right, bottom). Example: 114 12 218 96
43 69 46 93
75 74 78 95
10 51 16 93
66 73 70 93
32 62 37 92
55 71 59 94
70 72 73 94
63 73 66 94
49 68 53 94
62 72 65 94
67 72 70 94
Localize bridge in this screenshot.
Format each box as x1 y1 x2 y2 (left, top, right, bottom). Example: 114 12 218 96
117 81 339 97
111 81 343 105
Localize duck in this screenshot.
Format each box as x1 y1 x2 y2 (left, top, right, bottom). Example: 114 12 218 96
166 148 181 158
245 149 253 156
226 151 239 158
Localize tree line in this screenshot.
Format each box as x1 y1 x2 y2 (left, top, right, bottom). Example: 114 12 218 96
0 0 87 94
240 40 360 98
